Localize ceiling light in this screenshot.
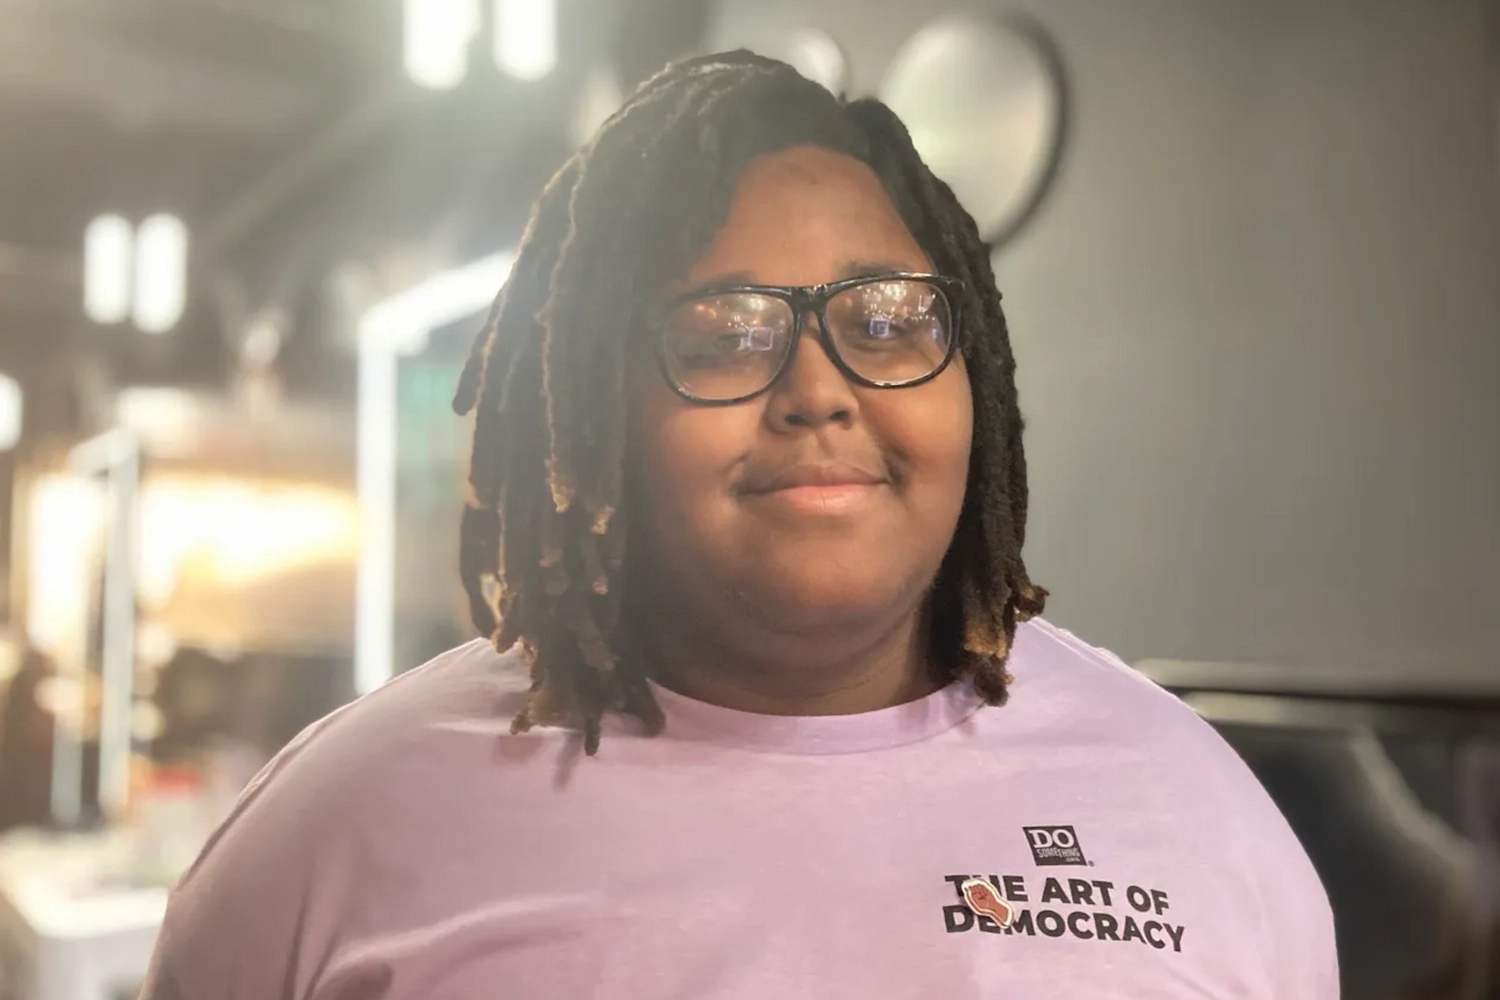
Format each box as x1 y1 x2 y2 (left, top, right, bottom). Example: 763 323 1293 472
404 0 481 90
133 214 188 334
493 0 556 81
84 214 132 325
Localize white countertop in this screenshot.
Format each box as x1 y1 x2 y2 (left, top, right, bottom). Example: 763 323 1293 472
0 829 168 941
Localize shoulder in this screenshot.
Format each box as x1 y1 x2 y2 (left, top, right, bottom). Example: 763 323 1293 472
1008 618 1338 994
1012 617 1253 772
141 640 531 997
1009 617 1232 750
1011 617 1317 860
211 638 528 844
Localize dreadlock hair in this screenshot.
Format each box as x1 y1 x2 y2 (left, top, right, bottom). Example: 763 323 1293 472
454 51 1047 755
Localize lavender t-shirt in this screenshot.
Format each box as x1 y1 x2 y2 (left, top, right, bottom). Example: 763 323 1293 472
140 619 1338 998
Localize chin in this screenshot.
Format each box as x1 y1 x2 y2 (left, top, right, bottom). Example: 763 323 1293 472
734 571 915 631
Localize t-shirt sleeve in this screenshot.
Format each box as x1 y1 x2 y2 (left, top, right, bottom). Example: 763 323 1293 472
1217 743 1343 999
138 718 354 1000
1275 863 1341 1000
139 641 511 1000
1029 620 1343 995
138 800 310 999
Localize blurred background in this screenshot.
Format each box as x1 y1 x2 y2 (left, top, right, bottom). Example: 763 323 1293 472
0 0 1494 997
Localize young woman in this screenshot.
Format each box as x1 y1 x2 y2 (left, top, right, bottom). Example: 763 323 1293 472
141 52 1338 998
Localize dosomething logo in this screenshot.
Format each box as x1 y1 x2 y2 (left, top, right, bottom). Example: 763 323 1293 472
1023 825 1088 867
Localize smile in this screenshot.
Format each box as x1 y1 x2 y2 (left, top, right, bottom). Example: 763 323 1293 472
741 483 885 516
737 461 890 516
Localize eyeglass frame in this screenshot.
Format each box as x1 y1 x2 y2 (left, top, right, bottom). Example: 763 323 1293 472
653 271 966 407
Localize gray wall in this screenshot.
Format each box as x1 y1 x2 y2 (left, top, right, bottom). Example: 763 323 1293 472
712 0 1500 679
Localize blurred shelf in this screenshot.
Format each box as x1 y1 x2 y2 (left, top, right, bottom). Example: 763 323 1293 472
1137 658 1500 707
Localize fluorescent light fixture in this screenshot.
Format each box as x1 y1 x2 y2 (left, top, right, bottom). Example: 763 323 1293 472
359 253 513 353
404 0 481 90
133 214 188 334
84 214 132 324
494 0 556 81
0 372 20 451
355 251 514 695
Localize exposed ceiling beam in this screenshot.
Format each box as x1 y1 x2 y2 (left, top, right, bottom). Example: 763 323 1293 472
0 7 328 137
201 83 416 257
0 243 77 286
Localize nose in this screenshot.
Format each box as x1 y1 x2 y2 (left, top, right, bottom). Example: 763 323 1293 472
762 315 857 432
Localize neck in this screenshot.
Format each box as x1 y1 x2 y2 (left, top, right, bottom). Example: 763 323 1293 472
639 601 944 717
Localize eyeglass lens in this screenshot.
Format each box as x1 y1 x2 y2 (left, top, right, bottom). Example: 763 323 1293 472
661 279 953 401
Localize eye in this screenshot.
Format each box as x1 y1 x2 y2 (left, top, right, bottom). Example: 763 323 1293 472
843 301 941 345
693 325 778 356
738 325 780 352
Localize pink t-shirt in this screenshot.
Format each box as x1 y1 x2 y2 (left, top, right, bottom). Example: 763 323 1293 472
140 619 1338 998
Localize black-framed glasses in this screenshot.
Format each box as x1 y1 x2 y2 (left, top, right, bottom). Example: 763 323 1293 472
656 272 963 405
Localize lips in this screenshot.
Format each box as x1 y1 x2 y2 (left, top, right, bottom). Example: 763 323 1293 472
738 461 888 495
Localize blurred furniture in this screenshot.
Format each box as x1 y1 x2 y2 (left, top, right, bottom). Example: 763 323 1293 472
1139 658 1500 1000
0 830 165 1000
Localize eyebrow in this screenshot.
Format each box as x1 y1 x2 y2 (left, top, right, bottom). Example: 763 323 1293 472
678 271 757 297
838 258 919 280
677 259 922 298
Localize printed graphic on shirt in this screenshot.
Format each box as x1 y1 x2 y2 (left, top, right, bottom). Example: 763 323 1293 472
1023 825 1088 866
959 878 1014 927
941 874 1187 953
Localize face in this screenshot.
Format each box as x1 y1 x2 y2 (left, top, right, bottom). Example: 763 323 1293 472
630 145 973 638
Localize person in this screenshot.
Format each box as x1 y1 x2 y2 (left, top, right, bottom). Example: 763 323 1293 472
0 647 56 832
140 52 1338 998
151 648 234 769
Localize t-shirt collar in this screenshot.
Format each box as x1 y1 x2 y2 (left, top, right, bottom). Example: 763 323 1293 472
643 677 985 755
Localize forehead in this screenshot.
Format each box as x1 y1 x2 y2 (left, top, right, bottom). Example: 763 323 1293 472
680 145 932 289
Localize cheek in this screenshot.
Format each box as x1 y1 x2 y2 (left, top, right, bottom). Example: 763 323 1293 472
634 383 757 517
879 365 974 497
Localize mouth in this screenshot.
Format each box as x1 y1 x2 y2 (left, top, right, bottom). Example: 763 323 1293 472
736 462 890 516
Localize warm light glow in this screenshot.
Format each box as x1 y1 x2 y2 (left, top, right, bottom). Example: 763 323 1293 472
84 214 132 324
0 372 20 451
404 0 480 90
136 477 360 608
356 251 514 695
133 214 188 334
26 476 104 665
115 386 198 453
135 621 179 669
26 473 360 661
494 0 556 81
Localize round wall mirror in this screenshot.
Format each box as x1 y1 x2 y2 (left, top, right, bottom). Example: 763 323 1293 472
708 20 850 97
881 14 1068 249
782 28 848 96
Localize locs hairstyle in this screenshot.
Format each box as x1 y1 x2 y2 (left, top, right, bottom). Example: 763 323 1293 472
454 51 1046 754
